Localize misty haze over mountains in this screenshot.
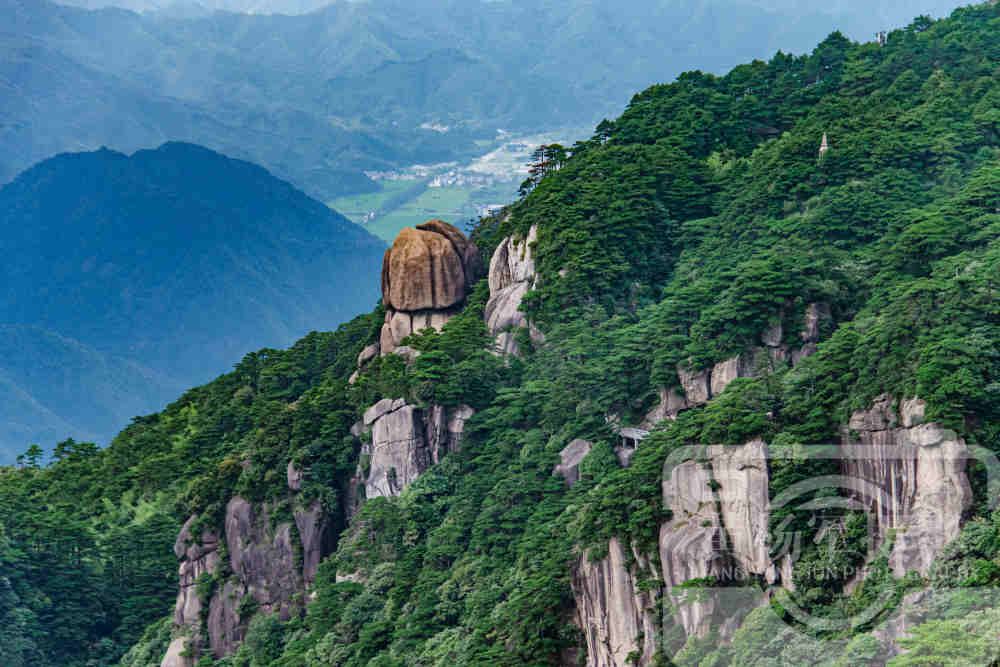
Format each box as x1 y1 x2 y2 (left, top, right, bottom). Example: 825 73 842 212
3 0 966 203
0 0 970 456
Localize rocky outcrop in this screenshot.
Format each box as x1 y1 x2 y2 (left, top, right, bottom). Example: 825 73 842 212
571 538 659 667
553 439 594 488
379 220 481 354
366 403 429 498
485 224 540 356
659 459 726 638
708 439 772 577
361 399 474 500
171 517 221 630
160 637 189 667
163 464 335 664
658 439 773 639
842 395 971 576
643 304 830 426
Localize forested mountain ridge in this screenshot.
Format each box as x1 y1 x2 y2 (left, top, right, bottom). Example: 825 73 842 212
6 3 1000 666
0 141 385 461
0 0 964 201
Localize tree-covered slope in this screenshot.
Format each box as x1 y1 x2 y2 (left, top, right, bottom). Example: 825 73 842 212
6 3 1000 666
0 141 384 461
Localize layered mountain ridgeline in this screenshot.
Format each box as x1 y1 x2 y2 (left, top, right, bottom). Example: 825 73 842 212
0 0 963 200
7 4 1000 666
0 141 384 461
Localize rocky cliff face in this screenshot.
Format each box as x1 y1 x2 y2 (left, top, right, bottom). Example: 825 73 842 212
572 392 975 666
360 398 474 500
842 395 971 576
162 470 334 665
379 220 481 354
571 439 775 662
485 224 540 356
571 538 660 667
643 304 830 426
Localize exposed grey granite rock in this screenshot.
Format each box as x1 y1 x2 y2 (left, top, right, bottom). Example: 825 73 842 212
678 364 711 406
645 304 832 426
485 225 538 356
708 439 772 577
485 281 530 335
287 461 303 491
364 401 474 499
364 397 396 426
391 345 421 365
710 354 755 397
571 538 659 667
657 439 776 640
761 319 783 347
801 302 831 343
170 516 221 629
160 637 191 667
165 491 334 662
380 307 455 355
843 395 971 576
357 343 380 367
488 224 537 293
660 459 726 637
367 404 428 499
553 439 593 488
295 500 332 584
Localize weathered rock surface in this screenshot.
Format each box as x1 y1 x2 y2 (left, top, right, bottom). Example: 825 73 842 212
417 218 482 286
843 396 972 576
571 538 659 667
367 404 428 499
658 440 773 639
171 516 222 629
660 459 726 637
363 400 474 499
163 465 335 664
379 307 456 355
425 403 475 466
643 304 831 426
485 225 539 356
382 225 466 311
357 343 380 367
287 461 303 491
708 439 772 577
709 354 756 397
378 220 480 354
390 345 421 365
488 224 537 293
160 638 190 667
553 439 594 488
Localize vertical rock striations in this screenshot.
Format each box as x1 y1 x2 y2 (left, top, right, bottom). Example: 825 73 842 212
485 224 541 356
360 399 474 500
571 538 660 667
162 465 335 665
842 395 971 576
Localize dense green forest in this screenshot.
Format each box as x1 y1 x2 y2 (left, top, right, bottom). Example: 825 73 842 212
6 3 1000 665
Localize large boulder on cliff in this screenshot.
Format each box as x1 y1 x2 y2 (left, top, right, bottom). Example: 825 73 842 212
378 220 480 354
381 220 480 312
